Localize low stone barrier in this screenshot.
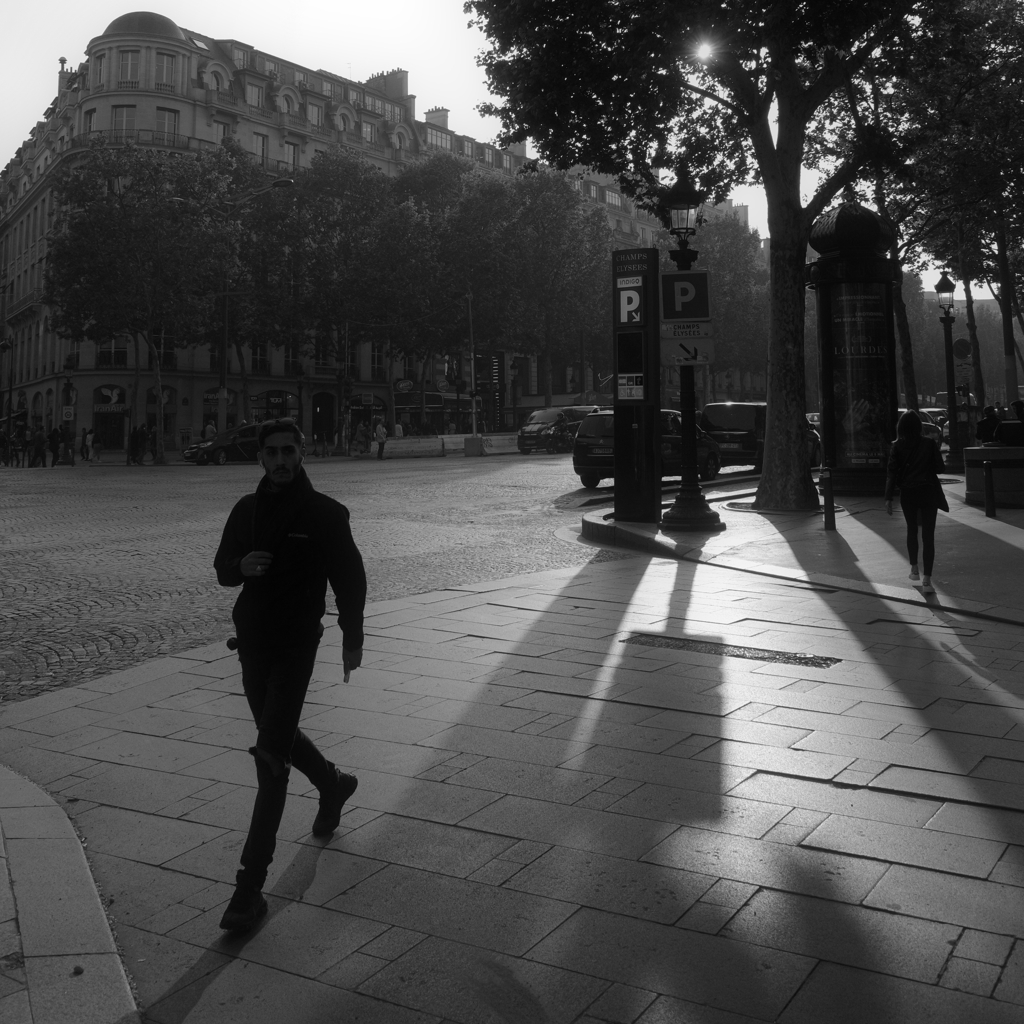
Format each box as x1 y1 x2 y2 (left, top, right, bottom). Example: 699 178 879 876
463 433 520 456
965 446 1024 508
381 436 445 460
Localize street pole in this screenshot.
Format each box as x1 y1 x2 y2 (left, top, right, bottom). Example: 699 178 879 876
218 263 229 436
468 291 477 436
940 312 964 471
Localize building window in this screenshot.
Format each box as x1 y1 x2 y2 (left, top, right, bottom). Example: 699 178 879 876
308 103 323 126
349 87 362 105
502 153 512 171
361 122 374 143
294 70 306 85
84 109 96 134
605 190 622 208
155 108 179 141
284 141 299 168
155 52 176 87
253 132 268 166
215 121 229 141
371 342 386 381
233 47 247 65
483 147 494 165
96 336 128 368
211 71 223 91
246 83 264 108
426 127 451 150
265 60 278 76
118 50 140 84
112 106 136 132
285 342 303 375
251 340 269 373
94 53 106 85
589 183 598 198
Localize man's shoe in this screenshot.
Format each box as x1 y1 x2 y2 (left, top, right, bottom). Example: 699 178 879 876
312 769 358 837
218 886 267 932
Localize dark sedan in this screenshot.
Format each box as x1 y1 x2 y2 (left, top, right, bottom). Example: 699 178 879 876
184 423 261 465
572 409 721 489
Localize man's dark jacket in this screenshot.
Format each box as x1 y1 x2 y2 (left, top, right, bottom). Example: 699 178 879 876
214 467 366 650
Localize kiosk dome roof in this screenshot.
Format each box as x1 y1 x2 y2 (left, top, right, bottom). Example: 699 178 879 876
102 12 186 40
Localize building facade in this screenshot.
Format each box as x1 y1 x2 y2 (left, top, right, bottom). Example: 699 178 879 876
0 11 679 446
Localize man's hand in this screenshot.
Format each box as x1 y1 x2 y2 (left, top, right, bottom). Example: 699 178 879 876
342 647 362 683
241 550 274 577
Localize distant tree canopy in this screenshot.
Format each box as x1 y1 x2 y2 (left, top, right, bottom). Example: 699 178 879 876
44 142 623 445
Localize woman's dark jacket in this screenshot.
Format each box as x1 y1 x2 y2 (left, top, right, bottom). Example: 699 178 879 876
214 467 366 650
884 436 944 502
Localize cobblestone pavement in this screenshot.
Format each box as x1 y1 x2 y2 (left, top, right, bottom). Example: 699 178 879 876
0 454 635 703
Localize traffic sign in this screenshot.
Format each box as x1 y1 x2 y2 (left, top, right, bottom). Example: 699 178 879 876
660 338 715 366
660 321 713 340
62 406 74 421
660 271 711 322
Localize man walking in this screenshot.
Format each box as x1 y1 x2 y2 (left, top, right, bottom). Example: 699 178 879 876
214 418 365 932
374 418 387 460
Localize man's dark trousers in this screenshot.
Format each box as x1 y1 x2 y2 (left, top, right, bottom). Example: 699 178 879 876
235 641 335 891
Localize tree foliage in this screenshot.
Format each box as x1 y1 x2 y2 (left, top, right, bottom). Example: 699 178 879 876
466 0 960 507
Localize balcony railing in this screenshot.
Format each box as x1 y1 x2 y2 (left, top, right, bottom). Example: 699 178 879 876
4 288 42 321
70 130 191 151
206 89 237 106
117 80 140 90
96 351 128 368
154 82 175 94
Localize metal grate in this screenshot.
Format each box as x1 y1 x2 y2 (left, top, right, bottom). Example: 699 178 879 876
622 633 841 668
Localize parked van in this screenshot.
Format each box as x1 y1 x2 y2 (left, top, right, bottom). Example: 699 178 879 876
517 405 603 454
700 402 821 469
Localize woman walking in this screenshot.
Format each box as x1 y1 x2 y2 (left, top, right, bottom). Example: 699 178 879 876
885 410 947 594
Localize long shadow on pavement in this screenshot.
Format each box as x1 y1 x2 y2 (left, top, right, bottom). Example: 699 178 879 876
742 506 1024 1020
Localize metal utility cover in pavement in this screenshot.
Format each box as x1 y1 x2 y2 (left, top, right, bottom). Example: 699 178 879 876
622 633 841 669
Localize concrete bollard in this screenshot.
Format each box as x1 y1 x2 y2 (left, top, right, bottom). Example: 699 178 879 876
984 460 997 518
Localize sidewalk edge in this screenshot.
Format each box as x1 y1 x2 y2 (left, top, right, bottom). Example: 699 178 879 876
0 764 140 1024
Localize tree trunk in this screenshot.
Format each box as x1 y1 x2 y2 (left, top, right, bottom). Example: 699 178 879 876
753 215 818 509
233 341 250 423
142 331 166 465
961 277 985 409
129 335 142 465
994 218 1020 403
892 269 919 411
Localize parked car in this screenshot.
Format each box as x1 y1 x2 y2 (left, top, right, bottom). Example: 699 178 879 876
898 409 943 445
517 406 603 454
700 402 820 469
184 423 261 465
572 408 721 489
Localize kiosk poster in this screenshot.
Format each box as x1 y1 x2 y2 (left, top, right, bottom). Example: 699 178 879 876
831 283 891 468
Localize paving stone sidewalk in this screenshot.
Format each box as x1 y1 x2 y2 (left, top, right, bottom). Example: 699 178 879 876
3 487 1024 1021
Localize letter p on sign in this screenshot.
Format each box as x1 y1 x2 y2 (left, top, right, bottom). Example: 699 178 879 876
674 281 696 309
619 289 642 324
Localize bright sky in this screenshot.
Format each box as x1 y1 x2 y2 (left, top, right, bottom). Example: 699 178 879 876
2 2 781 236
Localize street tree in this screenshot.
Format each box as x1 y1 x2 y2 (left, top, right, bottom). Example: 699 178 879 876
45 142 235 463
505 168 610 406
467 0 957 508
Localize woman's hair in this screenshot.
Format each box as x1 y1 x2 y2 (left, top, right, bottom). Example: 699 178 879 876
896 410 922 440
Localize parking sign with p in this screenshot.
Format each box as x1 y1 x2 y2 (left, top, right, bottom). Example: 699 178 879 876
660 271 710 321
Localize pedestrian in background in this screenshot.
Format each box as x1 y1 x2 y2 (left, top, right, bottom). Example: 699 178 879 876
213 419 365 932
89 429 101 464
61 423 76 466
80 426 90 462
203 420 217 441
47 426 61 468
393 420 403 439
374 418 387 460
976 406 1001 444
354 421 368 454
885 410 947 595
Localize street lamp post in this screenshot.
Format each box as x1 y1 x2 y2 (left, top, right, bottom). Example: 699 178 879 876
658 180 725 532
936 272 964 472
295 368 306 432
